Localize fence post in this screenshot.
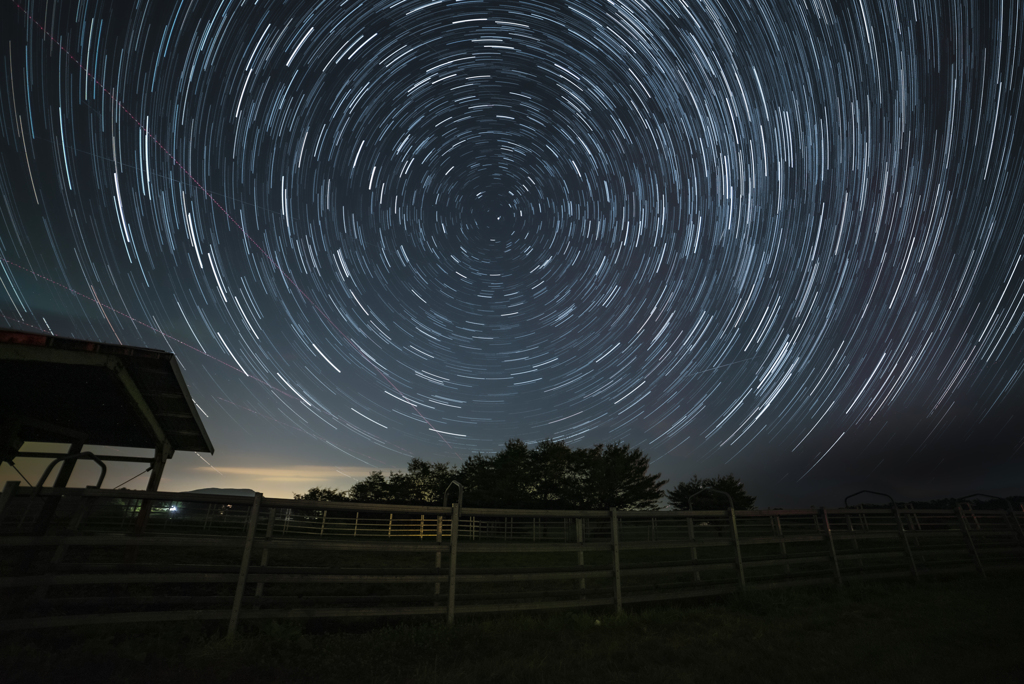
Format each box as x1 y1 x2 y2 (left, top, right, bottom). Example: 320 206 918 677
966 502 981 530
728 507 745 591
37 493 93 601
687 515 700 581
955 503 985 578
447 503 460 625
892 506 919 581
820 508 843 587
610 508 622 613
419 514 425 540
845 513 862 566
575 517 586 597
1003 508 1024 548
774 514 790 573
434 513 443 599
0 481 20 525
36 444 83 536
908 504 921 546
388 513 393 538
227 492 263 640
254 507 276 606
352 511 359 536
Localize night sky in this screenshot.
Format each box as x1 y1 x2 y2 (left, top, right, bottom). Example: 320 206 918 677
2 0 1023 506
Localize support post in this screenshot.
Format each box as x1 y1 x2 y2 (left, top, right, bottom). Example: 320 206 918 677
966 503 980 530
145 444 170 492
227 492 263 640
687 516 700 581
575 517 586 597
132 441 173 539
434 513 443 600
255 507 276 606
37 493 92 600
908 504 922 546
1003 508 1024 549
0 480 20 525
0 416 23 464
845 513 862 566
447 503 460 625
729 507 745 591
774 514 790 573
956 503 985 578
33 442 82 535
820 508 843 587
893 505 919 581
610 507 622 613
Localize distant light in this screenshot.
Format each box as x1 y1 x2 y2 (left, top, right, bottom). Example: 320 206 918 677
170 506 177 512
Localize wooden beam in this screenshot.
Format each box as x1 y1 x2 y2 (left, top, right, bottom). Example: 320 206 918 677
729 506 746 590
820 507 843 587
0 480 19 525
610 507 622 613
109 359 168 448
227 493 263 639
447 503 460 625
13 452 156 464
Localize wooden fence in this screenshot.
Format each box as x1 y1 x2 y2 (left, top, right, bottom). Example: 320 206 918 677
1 481 1023 637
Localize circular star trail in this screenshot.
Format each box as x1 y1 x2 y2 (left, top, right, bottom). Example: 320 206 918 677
2 0 1023 502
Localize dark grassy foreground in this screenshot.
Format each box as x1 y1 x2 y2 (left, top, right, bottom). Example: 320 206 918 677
3 573 1022 684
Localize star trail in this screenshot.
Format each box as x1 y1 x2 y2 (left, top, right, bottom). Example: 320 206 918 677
2 0 1023 504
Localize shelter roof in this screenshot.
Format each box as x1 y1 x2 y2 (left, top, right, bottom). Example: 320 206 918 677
0 329 213 453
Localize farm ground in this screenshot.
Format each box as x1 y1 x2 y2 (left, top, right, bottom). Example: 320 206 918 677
2 571 1022 684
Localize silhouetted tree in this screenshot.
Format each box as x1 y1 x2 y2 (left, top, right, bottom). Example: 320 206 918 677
344 439 665 510
347 471 394 503
293 486 348 503
460 438 536 508
568 442 667 510
405 458 459 504
346 459 458 505
667 474 757 510
293 486 348 521
527 439 577 505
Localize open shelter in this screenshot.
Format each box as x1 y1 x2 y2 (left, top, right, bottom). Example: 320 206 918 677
0 328 213 496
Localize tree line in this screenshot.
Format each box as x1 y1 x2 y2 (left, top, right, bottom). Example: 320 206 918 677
296 438 756 511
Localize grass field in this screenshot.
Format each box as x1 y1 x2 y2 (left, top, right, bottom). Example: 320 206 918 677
2 571 1022 684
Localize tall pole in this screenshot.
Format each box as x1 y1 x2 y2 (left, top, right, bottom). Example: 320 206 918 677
610 507 622 613
447 502 460 625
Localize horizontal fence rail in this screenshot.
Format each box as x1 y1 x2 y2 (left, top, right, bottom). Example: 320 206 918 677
1 482 1022 636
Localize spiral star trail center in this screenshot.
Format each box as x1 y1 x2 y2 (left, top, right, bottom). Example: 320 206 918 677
1 0 1023 504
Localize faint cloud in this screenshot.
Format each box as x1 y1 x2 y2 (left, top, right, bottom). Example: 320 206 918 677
190 465 374 485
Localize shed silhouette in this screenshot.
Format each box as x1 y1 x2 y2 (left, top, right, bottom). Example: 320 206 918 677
0 328 212 495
